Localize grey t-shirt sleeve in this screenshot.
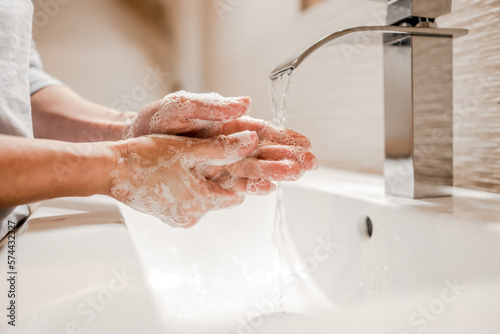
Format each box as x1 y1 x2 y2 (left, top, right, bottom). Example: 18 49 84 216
29 41 63 95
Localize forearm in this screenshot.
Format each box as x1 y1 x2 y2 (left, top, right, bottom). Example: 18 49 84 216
0 135 116 208
31 86 135 142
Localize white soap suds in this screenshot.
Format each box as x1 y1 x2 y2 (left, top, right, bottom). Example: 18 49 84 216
110 133 255 228
218 173 238 190
215 172 272 195
122 91 251 139
122 114 139 140
246 178 270 195
149 91 250 136
237 115 310 149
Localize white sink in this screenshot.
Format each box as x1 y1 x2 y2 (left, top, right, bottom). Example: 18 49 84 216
2 167 500 334
0 196 164 333
124 167 500 333
265 168 500 334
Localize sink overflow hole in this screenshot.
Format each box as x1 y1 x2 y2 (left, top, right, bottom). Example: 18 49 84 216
359 216 373 239
366 217 373 238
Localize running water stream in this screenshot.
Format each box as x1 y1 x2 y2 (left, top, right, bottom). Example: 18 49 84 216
270 69 294 312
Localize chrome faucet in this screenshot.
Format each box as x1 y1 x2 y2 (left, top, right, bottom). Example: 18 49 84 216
270 0 468 199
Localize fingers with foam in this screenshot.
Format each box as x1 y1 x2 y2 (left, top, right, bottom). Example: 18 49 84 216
213 173 277 195
149 91 251 136
110 134 252 229
189 131 259 164
256 145 319 170
225 158 304 181
222 116 312 149
182 93 251 121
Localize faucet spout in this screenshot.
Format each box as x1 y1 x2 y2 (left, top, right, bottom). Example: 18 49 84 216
270 23 468 199
270 26 467 80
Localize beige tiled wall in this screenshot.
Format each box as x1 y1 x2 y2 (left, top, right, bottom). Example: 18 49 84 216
440 0 500 192
204 0 500 194
33 0 173 110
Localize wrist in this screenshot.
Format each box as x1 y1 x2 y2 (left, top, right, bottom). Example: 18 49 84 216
76 141 121 197
102 138 139 199
101 110 137 141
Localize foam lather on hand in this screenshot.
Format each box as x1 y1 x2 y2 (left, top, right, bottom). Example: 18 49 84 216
149 91 251 135
110 131 260 228
122 91 251 139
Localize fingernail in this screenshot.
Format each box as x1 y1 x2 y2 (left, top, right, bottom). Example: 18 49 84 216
249 181 276 195
233 97 252 115
234 96 251 104
310 157 319 170
270 183 277 192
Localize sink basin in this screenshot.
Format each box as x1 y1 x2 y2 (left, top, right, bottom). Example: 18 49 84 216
124 167 500 333
2 167 499 333
273 168 500 333
0 196 164 333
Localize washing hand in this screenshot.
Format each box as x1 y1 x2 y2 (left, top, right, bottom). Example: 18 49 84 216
6 87 315 227
123 91 318 183
110 131 288 228
122 91 251 138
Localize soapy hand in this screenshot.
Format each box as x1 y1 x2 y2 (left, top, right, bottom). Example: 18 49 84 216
124 91 313 148
122 91 318 184
110 131 282 228
201 117 318 177
122 91 251 139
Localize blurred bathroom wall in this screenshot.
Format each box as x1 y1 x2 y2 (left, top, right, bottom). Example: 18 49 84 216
439 0 500 193
32 0 175 111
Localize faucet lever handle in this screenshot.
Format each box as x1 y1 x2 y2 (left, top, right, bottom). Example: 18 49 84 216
387 0 452 26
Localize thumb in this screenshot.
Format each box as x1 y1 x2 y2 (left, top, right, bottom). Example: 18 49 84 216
190 131 259 164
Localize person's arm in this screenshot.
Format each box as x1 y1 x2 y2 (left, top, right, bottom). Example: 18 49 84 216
0 131 274 228
31 86 135 142
29 43 131 142
0 134 115 207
